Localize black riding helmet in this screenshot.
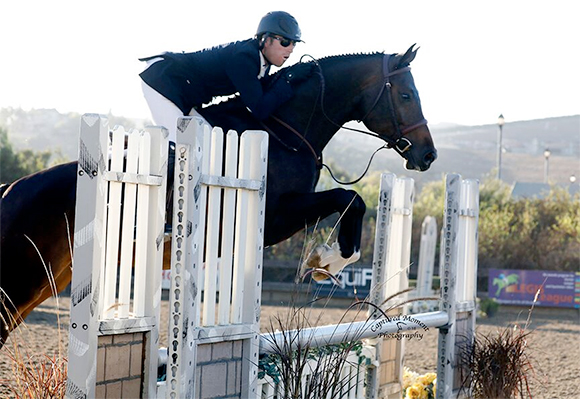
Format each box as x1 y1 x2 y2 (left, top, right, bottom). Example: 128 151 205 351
256 11 302 42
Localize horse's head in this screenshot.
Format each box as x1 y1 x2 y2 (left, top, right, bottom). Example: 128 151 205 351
358 45 437 171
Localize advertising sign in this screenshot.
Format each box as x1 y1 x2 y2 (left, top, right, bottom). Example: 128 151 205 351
488 268 580 308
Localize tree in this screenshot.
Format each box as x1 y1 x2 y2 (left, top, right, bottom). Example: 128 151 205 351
0 126 53 184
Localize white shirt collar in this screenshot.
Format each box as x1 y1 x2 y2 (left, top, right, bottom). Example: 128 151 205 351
258 51 269 79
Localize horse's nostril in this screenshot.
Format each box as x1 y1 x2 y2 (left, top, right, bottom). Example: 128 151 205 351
424 151 437 165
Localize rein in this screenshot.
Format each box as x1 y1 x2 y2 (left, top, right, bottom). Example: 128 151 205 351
263 53 428 184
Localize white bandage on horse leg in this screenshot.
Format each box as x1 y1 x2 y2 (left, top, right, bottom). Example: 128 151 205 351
303 241 361 281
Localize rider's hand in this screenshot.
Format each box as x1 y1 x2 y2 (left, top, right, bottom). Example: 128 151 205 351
285 63 315 85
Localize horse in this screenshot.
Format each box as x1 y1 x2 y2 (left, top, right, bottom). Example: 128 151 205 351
0 45 436 348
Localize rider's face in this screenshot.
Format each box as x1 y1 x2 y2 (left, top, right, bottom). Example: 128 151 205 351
262 35 296 67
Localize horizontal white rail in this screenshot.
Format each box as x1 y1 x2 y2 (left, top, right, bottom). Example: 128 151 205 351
260 311 449 355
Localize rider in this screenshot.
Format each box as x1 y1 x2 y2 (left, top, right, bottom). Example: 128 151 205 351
139 10 314 143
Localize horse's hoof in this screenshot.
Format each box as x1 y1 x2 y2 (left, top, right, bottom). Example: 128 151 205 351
302 242 360 281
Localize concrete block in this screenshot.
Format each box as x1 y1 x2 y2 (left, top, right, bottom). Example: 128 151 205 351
197 343 212 363
97 345 106 382
122 378 142 398
129 341 144 377
200 362 227 398
105 344 131 380
212 341 234 361
105 381 122 398
95 384 106 399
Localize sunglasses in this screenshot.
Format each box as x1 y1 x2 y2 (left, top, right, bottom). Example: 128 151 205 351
271 35 297 48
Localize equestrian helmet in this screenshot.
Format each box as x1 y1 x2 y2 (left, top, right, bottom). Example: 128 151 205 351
256 11 302 42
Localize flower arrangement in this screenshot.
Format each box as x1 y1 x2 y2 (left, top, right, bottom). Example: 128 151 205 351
402 367 437 399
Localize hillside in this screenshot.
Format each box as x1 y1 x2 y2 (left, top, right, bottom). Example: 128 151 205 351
1 108 578 190
323 115 580 189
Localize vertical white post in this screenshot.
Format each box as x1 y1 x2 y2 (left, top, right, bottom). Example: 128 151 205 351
366 173 413 399
436 174 461 399
143 125 168 398
457 180 479 303
167 116 206 399
66 114 109 399
239 130 268 398
384 177 414 304
413 216 438 313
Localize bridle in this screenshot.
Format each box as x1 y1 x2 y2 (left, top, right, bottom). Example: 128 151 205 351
261 53 428 183
318 53 428 155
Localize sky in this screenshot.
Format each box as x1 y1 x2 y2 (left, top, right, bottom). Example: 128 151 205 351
2 0 579 127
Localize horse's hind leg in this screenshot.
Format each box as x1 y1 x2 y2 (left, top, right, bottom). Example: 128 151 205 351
267 188 366 279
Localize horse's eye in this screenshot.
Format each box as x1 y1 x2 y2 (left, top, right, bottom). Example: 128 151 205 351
401 93 411 101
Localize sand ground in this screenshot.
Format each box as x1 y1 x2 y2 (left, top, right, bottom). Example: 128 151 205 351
0 296 578 398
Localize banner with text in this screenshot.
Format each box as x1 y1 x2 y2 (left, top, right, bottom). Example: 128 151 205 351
315 267 374 298
488 268 580 308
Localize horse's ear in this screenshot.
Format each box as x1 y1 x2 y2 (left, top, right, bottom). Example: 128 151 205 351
397 44 419 67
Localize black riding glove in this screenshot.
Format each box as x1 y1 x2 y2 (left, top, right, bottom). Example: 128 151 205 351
285 63 315 85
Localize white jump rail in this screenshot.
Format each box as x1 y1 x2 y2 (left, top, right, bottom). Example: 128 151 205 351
67 115 168 399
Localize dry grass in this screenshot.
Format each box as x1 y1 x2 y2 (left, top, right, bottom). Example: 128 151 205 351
0 236 69 398
0 299 68 399
460 292 539 399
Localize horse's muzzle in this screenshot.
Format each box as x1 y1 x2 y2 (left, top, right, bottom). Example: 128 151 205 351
405 149 437 171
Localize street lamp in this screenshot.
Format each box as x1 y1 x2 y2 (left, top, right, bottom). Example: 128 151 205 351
497 114 505 180
543 148 551 183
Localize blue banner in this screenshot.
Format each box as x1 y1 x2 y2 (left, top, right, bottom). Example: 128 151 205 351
488 268 580 308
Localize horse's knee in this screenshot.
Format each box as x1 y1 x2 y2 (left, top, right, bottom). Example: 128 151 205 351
335 189 366 216
349 190 366 216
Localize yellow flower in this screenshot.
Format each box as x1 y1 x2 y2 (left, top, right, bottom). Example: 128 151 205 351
418 372 437 387
403 367 418 389
433 379 437 397
405 383 429 399
405 385 422 399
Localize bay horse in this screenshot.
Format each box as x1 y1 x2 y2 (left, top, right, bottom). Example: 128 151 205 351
0 45 436 347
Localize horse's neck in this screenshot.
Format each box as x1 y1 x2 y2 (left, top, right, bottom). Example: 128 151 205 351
285 55 381 152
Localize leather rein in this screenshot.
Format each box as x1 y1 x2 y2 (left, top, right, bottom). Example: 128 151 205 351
261 53 428 183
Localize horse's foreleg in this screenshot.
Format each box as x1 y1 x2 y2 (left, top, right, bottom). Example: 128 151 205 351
267 188 366 279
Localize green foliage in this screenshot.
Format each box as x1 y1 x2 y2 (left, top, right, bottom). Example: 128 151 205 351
266 168 579 277
478 184 580 272
478 297 500 317
0 126 57 184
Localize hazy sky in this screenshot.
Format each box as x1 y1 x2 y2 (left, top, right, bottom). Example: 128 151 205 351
2 0 579 126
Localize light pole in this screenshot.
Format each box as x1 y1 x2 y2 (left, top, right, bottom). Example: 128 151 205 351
543 148 551 183
497 114 505 180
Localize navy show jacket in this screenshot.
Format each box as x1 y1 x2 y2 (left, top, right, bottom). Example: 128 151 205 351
139 38 294 120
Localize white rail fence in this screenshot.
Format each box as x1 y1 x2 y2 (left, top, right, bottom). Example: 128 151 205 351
160 117 268 399
67 114 168 398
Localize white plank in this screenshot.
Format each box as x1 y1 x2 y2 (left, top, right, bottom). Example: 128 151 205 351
102 126 125 319
117 130 140 318
133 131 152 317
219 130 238 325
203 127 224 326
